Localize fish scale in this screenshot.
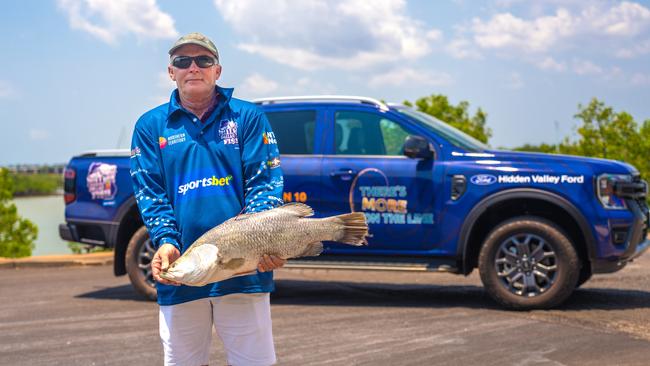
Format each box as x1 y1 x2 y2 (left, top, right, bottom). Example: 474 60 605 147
161 203 369 286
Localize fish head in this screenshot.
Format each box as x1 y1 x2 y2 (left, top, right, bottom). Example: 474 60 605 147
160 244 220 286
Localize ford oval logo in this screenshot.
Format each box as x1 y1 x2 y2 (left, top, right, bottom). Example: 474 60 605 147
470 174 497 185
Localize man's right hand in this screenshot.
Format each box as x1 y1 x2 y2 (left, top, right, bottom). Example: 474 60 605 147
151 243 181 286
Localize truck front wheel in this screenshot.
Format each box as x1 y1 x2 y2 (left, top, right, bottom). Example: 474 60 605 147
478 216 579 310
125 226 157 301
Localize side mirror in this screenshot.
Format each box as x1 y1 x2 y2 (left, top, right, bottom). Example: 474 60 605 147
403 135 433 159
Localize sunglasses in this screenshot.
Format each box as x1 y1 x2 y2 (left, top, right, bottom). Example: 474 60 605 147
171 55 218 69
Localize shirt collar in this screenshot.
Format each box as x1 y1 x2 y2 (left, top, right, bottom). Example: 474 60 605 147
167 86 235 121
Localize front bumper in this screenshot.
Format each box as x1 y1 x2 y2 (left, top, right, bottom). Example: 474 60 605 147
593 183 649 273
628 237 650 261
619 197 649 261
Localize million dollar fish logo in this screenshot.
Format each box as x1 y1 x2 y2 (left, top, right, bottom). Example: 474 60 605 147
263 132 277 145
86 162 118 200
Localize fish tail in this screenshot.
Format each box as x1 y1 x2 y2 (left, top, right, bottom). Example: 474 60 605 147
327 212 369 246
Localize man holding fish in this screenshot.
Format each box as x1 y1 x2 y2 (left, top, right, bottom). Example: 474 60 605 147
130 32 287 366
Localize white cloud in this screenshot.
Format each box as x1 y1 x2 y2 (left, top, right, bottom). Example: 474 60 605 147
571 59 603 75
369 68 453 87
29 129 49 141
471 9 575 52
631 72 650 85
446 38 483 59
534 57 622 80
426 29 443 42
214 0 441 70
149 71 176 106
587 1 650 36
238 73 279 98
0 80 16 99
616 39 650 58
57 0 178 44
536 56 567 72
287 77 339 95
468 2 650 54
494 0 524 8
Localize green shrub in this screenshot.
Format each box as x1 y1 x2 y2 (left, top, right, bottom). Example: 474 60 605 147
0 168 38 258
11 173 62 196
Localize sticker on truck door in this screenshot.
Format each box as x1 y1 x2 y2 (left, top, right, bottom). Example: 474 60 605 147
86 162 117 203
349 167 434 225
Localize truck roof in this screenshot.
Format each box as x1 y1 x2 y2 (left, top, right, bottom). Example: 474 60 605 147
253 95 390 112
76 149 130 158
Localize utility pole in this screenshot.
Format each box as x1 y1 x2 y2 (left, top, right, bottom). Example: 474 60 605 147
554 120 560 153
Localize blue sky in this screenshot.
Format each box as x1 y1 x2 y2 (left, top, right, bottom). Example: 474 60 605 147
1 0 649 165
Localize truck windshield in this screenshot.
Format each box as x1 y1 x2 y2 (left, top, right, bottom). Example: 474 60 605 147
395 107 489 151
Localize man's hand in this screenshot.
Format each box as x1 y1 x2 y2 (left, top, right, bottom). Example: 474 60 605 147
258 254 286 272
152 243 181 286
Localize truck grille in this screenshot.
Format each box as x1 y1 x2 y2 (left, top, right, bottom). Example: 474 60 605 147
614 175 647 200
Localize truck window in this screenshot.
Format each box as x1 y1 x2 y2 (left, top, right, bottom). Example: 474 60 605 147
335 111 411 156
265 110 317 155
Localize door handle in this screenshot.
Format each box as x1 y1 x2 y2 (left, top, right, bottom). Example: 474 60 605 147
330 169 357 180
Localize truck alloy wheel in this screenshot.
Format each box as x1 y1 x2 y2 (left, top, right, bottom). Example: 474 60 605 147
494 233 557 297
478 216 579 309
125 226 157 301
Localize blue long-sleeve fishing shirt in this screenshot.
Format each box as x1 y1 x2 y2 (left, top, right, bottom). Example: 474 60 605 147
130 86 284 305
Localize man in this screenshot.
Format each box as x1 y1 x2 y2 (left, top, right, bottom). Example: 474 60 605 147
130 32 285 366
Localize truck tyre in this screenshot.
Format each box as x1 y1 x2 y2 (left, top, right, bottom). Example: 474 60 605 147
125 226 157 301
478 216 579 310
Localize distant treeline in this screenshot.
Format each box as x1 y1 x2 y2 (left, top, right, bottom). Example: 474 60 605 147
5 164 65 175
11 173 63 196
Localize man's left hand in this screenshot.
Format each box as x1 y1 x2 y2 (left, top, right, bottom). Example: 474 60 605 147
258 254 286 272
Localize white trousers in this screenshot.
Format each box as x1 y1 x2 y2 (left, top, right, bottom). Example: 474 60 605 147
159 293 276 366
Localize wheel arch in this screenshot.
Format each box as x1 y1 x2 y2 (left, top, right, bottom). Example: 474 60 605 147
113 196 144 276
457 188 595 276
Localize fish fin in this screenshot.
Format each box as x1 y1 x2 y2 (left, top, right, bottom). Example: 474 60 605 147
278 202 314 217
296 242 323 257
328 212 369 246
223 212 255 224
221 257 246 270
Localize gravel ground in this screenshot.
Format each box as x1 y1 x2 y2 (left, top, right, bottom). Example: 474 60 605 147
1 253 650 365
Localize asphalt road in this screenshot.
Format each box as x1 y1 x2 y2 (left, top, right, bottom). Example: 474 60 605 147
2 254 650 366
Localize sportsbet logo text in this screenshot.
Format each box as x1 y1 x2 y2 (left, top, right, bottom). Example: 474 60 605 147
178 175 233 195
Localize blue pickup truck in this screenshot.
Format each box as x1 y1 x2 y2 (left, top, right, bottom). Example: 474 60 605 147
60 96 649 309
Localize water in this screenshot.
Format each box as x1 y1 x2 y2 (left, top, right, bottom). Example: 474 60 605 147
12 195 72 256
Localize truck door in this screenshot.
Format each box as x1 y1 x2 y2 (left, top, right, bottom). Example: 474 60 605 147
264 108 325 213
320 108 438 254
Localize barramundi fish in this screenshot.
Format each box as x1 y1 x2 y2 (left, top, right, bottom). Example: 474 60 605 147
160 203 368 286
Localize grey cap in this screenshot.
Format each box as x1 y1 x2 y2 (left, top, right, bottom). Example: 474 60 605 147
168 32 219 62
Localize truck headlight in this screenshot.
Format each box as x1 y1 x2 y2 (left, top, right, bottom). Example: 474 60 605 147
596 174 631 210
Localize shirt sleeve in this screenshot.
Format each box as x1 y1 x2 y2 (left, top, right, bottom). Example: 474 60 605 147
130 120 182 251
240 109 284 213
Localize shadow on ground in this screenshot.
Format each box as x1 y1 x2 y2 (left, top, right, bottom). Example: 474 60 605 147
272 279 650 311
74 279 650 311
76 284 152 302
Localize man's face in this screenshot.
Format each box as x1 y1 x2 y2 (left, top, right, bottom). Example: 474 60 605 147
168 44 222 98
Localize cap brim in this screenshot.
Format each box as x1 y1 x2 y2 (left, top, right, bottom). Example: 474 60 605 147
168 42 218 59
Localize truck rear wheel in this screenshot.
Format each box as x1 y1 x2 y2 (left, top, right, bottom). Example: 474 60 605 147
478 216 579 310
125 226 157 301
